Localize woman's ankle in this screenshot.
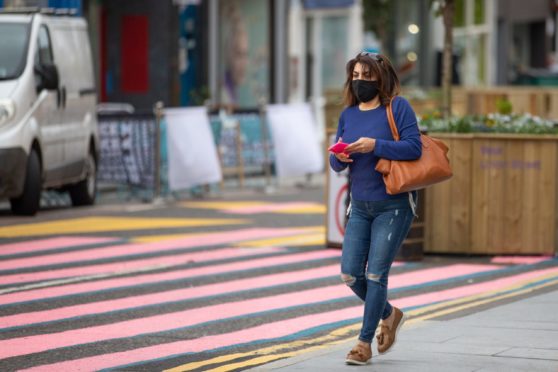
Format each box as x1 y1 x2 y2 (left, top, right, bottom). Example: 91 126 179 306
381 309 396 328
357 340 371 349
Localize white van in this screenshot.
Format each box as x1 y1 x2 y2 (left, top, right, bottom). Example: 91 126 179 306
0 9 98 215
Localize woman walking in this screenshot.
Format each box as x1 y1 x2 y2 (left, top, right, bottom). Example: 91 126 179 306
329 51 422 365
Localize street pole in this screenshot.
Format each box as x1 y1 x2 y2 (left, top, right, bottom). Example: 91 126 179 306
153 101 164 203
258 97 274 193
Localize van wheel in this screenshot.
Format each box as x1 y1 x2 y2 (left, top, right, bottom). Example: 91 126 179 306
69 152 97 206
10 150 41 216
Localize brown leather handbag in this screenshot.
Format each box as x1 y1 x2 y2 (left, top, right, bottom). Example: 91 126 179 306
375 100 452 195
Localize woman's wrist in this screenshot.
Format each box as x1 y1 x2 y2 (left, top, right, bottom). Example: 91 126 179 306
368 138 376 152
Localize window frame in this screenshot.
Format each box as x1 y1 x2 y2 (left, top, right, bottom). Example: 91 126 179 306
453 0 495 86
35 24 55 66
0 21 32 81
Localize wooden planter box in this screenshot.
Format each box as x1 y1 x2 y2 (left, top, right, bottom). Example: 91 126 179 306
425 133 558 255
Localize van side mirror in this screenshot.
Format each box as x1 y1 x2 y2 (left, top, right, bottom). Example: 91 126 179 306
35 63 59 91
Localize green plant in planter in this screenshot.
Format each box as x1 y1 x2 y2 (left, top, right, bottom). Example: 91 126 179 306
495 98 513 115
419 112 558 135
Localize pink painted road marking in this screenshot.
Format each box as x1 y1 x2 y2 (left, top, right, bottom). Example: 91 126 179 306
0 228 306 271
19 267 558 372
0 247 283 287
20 306 363 372
392 266 558 309
0 264 506 355
224 202 320 214
0 264 338 328
0 249 342 305
491 256 553 265
0 283 351 358
384 264 500 287
0 237 119 256
0 264 496 329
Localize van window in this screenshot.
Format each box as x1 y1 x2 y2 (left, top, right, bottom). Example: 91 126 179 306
34 26 54 91
0 23 30 80
36 26 54 65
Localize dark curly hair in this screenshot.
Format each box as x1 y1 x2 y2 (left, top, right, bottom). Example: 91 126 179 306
343 52 400 107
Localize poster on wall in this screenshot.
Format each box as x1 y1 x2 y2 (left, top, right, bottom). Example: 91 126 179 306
219 0 269 108
164 107 222 190
97 114 155 188
209 113 272 171
266 103 324 178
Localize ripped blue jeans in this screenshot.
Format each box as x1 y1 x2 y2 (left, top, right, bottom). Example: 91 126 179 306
341 197 414 344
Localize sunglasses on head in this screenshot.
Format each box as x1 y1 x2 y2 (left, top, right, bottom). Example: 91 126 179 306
360 51 383 62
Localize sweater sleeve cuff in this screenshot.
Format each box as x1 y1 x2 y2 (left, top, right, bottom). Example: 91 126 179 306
374 139 387 158
329 154 347 171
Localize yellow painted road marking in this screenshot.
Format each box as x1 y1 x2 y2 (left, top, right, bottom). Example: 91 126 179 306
273 205 326 214
406 274 558 324
166 272 558 372
204 340 349 372
135 226 326 245
403 271 558 323
182 201 267 210
292 226 325 233
234 233 325 248
136 226 325 247
0 217 249 238
208 277 558 372
181 201 325 214
132 232 212 243
163 324 357 372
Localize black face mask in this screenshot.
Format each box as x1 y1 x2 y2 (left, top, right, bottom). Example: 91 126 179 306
351 80 379 103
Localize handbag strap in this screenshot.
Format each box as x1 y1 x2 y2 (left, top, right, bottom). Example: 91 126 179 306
386 97 400 141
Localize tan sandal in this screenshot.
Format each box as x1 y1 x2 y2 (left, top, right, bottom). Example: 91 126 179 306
345 343 372 365
376 307 407 354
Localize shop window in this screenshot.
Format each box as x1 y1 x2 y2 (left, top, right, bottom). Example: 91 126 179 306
474 0 485 25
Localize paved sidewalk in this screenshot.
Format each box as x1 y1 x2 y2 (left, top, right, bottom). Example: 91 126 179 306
249 289 558 371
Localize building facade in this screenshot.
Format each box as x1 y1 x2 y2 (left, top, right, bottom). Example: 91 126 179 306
2 0 556 112
391 0 557 87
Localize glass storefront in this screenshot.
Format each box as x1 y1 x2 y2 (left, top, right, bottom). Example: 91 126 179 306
321 16 348 92
393 0 421 85
453 0 493 86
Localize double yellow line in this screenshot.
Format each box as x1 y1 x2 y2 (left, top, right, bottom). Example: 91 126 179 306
165 271 558 372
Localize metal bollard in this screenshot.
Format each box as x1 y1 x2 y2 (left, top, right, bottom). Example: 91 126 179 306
258 97 272 190
153 101 164 202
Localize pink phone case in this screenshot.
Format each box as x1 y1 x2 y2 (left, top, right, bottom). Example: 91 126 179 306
328 142 349 154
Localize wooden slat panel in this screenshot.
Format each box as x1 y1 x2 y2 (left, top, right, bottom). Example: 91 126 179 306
555 143 558 254
470 139 490 253
520 141 540 252
502 139 523 253
538 141 557 254
471 139 558 254
424 164 450 252
507 92 530 114
547 92 558 120
449 138 472 252
389 87 558 118
426 134 558 255
425 137 471 253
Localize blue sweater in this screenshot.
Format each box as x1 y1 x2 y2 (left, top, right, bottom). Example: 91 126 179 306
329 96 422 201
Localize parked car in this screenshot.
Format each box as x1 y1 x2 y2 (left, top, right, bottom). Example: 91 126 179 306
0 9 98 215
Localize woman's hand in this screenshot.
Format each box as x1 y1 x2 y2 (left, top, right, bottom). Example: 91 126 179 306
332 137 352 163
334 152 353 163
345 137 376 154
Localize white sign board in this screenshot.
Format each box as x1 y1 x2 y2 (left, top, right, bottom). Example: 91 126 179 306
326 135 349 246
164 107 222 190
266 103 324 178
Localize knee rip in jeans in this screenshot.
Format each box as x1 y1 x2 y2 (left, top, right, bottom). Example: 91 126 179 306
341 273 356 286
366 272 381 283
